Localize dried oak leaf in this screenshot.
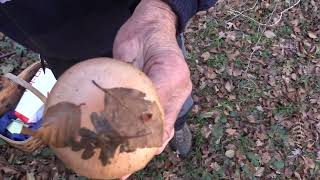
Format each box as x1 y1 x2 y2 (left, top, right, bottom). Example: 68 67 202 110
92 80 163 150
30 102 83 148
68 81 163 165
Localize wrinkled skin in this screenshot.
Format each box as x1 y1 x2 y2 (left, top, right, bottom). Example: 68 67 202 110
112 0 192 179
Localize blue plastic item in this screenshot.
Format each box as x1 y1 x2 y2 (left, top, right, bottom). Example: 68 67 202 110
0 110 43 141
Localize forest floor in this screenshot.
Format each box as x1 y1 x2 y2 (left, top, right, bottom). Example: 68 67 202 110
0 0 319 179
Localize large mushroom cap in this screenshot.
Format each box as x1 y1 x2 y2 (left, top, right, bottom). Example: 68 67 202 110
42 57 164 179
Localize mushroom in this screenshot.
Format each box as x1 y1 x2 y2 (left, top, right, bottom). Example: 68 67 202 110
32 58 164 179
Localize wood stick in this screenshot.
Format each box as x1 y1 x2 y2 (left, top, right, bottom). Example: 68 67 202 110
0 52 16 60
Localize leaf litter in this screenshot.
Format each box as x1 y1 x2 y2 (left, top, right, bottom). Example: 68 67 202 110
1 0 320 179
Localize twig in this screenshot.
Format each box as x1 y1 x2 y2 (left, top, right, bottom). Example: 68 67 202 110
0 52 16 60
244 3 279 72
269 0 301 27
227 0 301 27
226 0 259 22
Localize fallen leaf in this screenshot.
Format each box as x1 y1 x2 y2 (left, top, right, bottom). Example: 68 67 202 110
284 168 293 177
233 68 242 76
201 125 212 139
27 172 36 180
226 22 238 30
225 128 237 136
247 115 256 123
254 167 265 177
225 150 235 158
28 102 83 148
226 31 236 41
261 152 271 164
308 31 318 39
0 161 17 174
252 45 262 51
256 140 263 147
256 106 264 112
294 171 302 179
228 95 236 100
205 70 217 79
268 76 276 86
303 156 315 173
227 50 240 60
210 162 221 171
225 81 234 92
290 19 299 26
291 73 297 80
201 52 211 61
264 30 276 38
218 31 226 38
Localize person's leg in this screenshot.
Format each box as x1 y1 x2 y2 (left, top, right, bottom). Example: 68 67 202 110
169 33 194 157
174 95 193 130
175 33 194 130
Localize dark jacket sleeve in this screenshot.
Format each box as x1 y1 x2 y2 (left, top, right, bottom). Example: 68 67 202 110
164 0 218 33
129 0 218 34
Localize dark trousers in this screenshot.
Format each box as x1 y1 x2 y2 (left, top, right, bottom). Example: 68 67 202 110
45 34 193 131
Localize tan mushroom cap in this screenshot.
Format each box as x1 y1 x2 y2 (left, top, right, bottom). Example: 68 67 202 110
44 57 164 179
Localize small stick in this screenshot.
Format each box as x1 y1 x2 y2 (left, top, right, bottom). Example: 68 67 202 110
0 52 16 60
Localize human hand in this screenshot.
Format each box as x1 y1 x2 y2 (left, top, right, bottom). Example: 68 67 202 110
113 0 192 179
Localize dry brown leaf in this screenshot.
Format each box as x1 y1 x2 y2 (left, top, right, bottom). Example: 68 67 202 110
227 50 240 61
225 128 237 136
264 30 276 39
201 125 212 139
256 140 263 147
225 81 234 92
303 156 315 173
291 73 297 80
89 81 163 152
0 161 17 174
218 31 226 38
27 172 36 180
294 171 302 180
228 95 236 100
247 115 256 123
254 167 265 177
226 31 236 41
261 152 271 164
201 52 210 61
284 168 293 178
308 31 318 39
29 102 83 148
233 68 242 77
256 106 264 112
225 150 235 158
71 83 163 165
290 19 299 26
268 76 276 86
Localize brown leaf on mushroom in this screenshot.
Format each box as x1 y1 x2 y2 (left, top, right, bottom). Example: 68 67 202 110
26 102 83 148
65 80 163 165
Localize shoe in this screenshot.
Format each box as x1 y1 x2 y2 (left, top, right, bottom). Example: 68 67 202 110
169 123 192 158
